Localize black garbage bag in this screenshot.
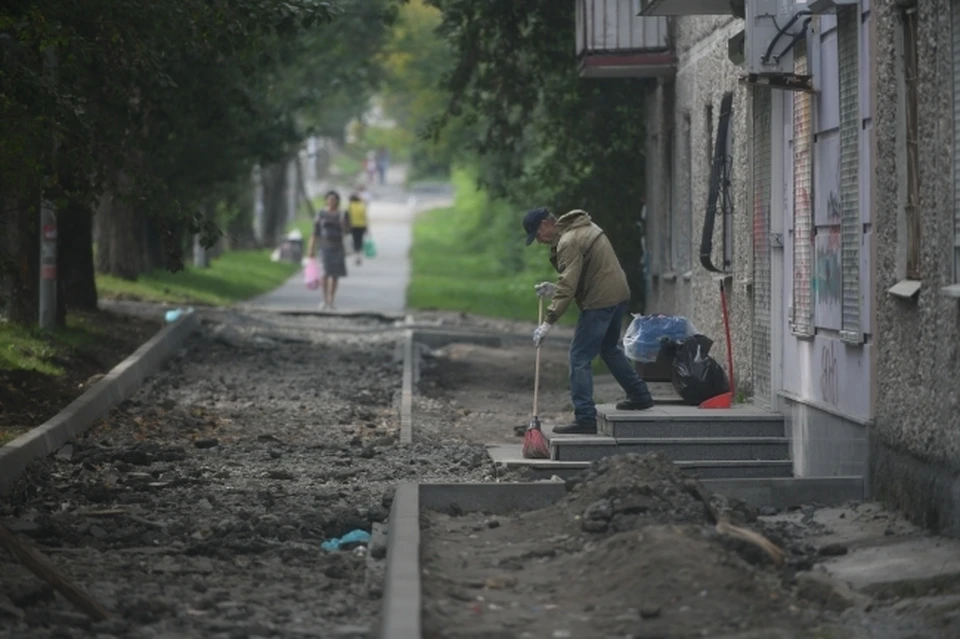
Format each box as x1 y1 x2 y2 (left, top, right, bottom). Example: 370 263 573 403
666 334 730 406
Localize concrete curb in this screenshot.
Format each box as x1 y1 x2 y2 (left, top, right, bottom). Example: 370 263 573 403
379 483 421 639
400 330 415 445
235 306 406 322
0 312 200 495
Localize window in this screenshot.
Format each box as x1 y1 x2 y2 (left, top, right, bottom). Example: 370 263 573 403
838 5 863 341
890 3 923 300
792 40 815 337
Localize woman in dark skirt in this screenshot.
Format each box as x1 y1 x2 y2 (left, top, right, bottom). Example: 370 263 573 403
307 190 350 310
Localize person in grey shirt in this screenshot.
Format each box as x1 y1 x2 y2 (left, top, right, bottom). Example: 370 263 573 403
307 190 350 310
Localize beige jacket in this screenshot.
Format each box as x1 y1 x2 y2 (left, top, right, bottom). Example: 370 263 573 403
545 210 631 324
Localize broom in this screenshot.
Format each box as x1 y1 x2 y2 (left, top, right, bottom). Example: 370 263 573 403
522 296 550 459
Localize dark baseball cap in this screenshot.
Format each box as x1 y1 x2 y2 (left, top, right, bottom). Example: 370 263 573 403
522 207 551 246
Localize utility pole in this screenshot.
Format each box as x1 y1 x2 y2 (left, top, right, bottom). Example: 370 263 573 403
39 48 58 330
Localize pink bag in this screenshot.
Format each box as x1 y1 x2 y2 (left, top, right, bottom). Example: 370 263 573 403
304 257 321 290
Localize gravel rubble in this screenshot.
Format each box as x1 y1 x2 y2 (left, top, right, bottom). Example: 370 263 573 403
1 313 491 639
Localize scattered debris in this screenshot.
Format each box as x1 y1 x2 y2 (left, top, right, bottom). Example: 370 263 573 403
1 311 490 637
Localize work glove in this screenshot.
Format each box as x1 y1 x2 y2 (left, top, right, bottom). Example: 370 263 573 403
533 322 552 348
534 281 558 299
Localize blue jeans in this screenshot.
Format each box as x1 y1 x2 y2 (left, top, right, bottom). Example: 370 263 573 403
570 301 652 425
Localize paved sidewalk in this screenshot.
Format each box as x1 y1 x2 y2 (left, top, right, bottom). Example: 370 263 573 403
248 165 451 315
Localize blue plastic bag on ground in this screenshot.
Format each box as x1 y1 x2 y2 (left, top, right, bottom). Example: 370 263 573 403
622 314 696 363
321 529 371 552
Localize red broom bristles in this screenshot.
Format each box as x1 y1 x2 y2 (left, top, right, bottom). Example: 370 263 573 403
522 426 550 459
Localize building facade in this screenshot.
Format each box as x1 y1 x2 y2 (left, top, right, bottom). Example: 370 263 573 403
872 0 960 535
578 0 960 534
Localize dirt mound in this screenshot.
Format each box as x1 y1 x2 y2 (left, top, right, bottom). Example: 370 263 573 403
421 454 842 639
560 453 755 533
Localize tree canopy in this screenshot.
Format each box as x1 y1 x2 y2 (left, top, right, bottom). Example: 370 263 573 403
421 0 650 308
0 0 399 324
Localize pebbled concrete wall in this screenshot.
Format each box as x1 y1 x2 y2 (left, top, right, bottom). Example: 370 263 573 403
872 0 960 536
643 16 753 397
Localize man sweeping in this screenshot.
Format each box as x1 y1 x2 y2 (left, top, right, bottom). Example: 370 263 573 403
523 207 655 435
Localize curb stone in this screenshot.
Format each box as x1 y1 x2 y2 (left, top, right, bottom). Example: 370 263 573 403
400 330 415 445
379 484 421 639
0 312 200 495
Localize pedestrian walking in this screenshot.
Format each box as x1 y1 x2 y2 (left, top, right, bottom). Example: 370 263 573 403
364 152 377 185
307 190 350 310
375 146 389 185
523 207 655 434
346 188 369 267
356 182 372 205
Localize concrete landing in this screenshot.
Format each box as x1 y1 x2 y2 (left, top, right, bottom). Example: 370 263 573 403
765 503 960 598
600 403 781 421
599 403 785 438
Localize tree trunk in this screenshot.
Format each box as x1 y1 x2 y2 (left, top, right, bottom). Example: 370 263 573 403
193 233 209 268
226 196 256 251
94 172 148 280
295 157 317 218
260 162 288 248
142 216 164 274
0 191 40 325
57 198 98 313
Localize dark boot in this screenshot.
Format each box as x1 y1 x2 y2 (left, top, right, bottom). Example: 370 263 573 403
553 421 598 435
616 396 655 411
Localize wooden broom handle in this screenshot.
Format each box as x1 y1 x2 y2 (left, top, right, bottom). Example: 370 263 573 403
533 296 543 417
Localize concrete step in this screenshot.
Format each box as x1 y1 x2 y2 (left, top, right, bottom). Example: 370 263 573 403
598 403 784 439
674 460 794 479
428 468 866 512
488 443 794 480
549 435 789 462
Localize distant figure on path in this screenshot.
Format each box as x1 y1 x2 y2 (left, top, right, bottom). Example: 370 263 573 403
375 146 390 185
356 182 372 205
364 152 377 185
307 190 350 310
346 188 370 267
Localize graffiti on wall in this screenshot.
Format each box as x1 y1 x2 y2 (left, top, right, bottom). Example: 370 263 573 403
814 133 841 226
826 191 841 222
819 340 839 406
814 225 842 329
